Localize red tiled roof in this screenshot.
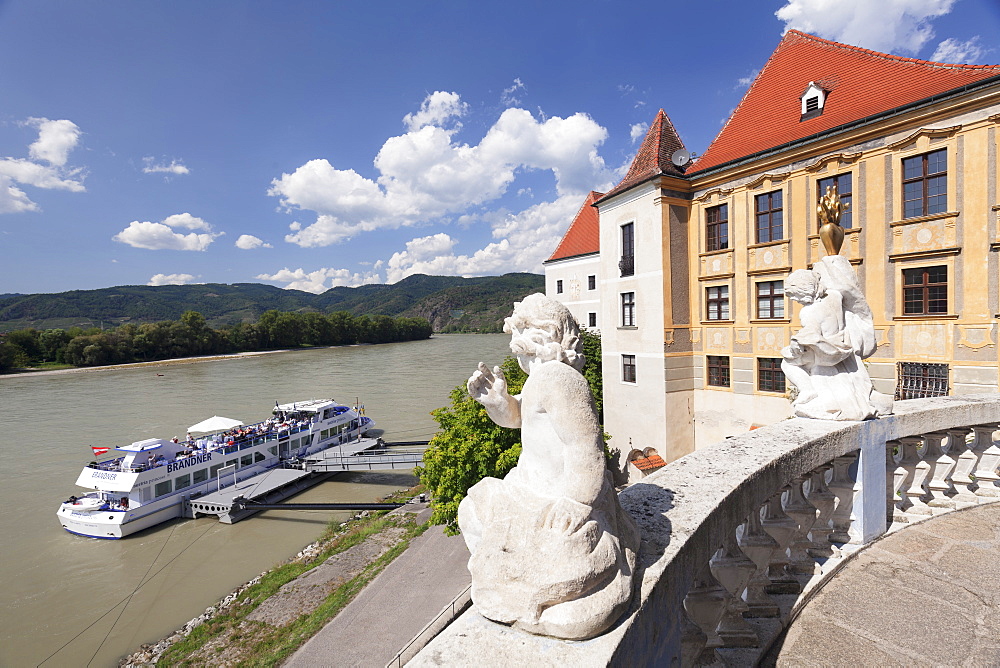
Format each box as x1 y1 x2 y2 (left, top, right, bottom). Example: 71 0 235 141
546 190 604 262
690 30 1000 174
600 109 687 200
632 455 666 472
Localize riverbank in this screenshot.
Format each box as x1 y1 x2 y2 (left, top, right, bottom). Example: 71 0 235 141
122 487 433 667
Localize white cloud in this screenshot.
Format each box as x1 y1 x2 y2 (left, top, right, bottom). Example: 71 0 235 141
403 91 468 132
776 0 955 55
142 157 190 175
932 36 987 63
269 92 614 248
113 213 221 251
0 118 85 213
736 69 760 90
27 118 81 166
235 234 272 249
256 267 382 293
384 195 580 283
630 123 647 143
501 78 526 107
148 273 196 286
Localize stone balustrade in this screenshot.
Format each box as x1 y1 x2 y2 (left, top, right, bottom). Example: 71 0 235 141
410 394 1000 667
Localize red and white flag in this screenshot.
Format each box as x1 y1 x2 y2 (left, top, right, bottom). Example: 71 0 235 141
91 446 110 457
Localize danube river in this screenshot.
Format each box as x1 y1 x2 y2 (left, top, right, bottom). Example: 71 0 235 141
0 334 511 667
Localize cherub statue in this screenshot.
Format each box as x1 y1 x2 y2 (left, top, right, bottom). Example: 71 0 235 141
781 255 892 420
458 293 639 640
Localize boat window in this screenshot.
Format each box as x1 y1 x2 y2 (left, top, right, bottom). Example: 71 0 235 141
240 454 253 467
226 459 238 469
154 480 172 497
321 429 330 439
254 452 266 463
268 446 277 456
175 474 191 490
193 469 208 484
210 464 224 478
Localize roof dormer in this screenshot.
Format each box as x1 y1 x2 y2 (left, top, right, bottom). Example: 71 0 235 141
800 81 826 120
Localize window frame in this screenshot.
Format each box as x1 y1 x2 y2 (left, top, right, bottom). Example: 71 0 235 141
705 285 730 321
902 265 948 315
620 223 635 277
556 279 563 294
587 275 596 291
706 355 730 388
755 190 784 243
817 173 853 229
902 149 947 219
755 280 786 319
622 354 636 383
588 312 597 328
621 291 636 327
757 357 786 393
706 203 729 252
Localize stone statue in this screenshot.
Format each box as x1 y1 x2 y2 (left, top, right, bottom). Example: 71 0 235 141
458 293 639 640
781 255 893 420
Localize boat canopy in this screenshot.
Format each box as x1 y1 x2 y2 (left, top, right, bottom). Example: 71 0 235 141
188 415 244 434
116 438 169 452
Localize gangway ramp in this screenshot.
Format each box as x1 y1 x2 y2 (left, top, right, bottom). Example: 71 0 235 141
302 447 425 472
189 467 326 524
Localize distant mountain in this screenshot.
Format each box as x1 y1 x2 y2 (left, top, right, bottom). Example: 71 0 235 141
0 274 544 333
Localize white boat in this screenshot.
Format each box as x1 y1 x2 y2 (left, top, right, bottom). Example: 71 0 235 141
57 399 375 539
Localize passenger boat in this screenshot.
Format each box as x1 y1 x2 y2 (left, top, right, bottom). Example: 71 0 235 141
57 399 374 539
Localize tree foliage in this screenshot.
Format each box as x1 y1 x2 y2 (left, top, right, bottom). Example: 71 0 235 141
417 329 603 534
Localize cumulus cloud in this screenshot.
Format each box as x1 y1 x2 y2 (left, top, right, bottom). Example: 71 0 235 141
736 69 760 90
932 36 987 63
142 157 190 175
501 78 526 107
148 273 196 286
256 267 382 293
776 0 955 54
269 92 614 248
403 91 468 132
630 123 647 143
113 213 221 250
384 195 580 283
235 234 272 249
0 118 85 213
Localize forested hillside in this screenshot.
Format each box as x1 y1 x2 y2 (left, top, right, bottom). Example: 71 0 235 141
0 273 544 333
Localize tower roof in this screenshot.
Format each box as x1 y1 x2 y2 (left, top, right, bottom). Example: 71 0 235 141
546 190 604 262
600 109 687 201
690 30 1000 174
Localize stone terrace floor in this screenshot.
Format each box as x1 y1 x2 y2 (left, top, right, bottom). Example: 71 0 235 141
767 503 1000 667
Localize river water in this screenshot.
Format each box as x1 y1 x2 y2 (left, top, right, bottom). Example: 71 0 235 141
0 334 511 667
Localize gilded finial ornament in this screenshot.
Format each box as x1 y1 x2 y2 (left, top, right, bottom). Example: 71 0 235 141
817 184 849 256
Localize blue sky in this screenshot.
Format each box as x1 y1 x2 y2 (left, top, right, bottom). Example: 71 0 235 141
1 0 998 295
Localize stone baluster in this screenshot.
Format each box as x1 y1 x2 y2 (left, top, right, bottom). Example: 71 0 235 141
679 610 708 667
947 427 978 508
783 476 820 575
828 452 858 547
887 440 906 525
682 563 728 665
898 435 932 517
737 506 780 618
806 464 836 559
710 529 759 647
760 490 800 595
972 424 1000 500
923 431 956 511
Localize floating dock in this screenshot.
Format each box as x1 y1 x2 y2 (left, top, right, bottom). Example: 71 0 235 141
187 438 426 524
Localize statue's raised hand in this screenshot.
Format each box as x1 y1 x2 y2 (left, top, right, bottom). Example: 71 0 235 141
468 361 508 405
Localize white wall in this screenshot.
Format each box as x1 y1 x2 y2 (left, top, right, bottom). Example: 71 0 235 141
544 254 602 331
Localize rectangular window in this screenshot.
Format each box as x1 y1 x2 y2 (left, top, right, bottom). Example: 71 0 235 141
755 190 784 243
756 281 785 319
620 223 635 276
896 362 949 399
210 464 224 478
588 312 597 327
707 355 730 387
193 468 208 484
154 480 172 497
241 454 253 467
706 285 730 321
706 204 729 252
758 358 786 393
622 354 636 383
903 266 947 315
226 458 238 469
621 292 636 327
588 275 596 290
556 279 563 294
903 149 947 219
175 473 191 490
254 452 266 463
817 173 853 228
